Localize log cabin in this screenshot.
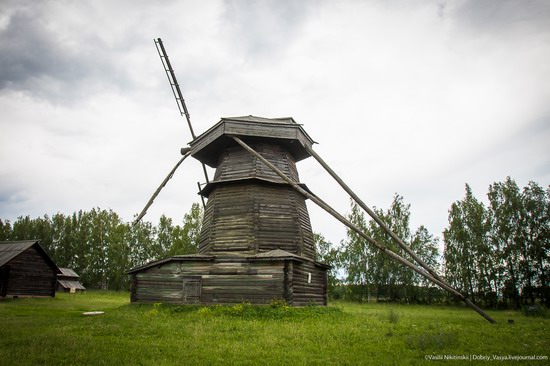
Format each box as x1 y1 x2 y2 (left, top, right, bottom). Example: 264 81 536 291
0 240 61 298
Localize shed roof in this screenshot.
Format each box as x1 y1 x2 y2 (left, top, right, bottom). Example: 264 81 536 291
127 250 331 274
58 267 80 278
0 240 62 273
248 249 332 269
127 254 215 274
57 279 86 290
189 115 316 167
248 249 304 261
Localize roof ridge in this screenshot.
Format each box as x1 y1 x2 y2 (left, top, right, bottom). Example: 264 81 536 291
220 115 296 124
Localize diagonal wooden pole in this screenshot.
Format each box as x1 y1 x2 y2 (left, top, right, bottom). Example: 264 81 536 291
133 150 191 225
304 147 449 286
231 135 496 323
303 144 495 322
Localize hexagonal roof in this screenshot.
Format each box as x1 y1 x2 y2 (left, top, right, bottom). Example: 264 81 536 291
189 116 316 167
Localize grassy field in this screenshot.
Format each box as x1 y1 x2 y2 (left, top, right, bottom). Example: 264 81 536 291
0 292 548 365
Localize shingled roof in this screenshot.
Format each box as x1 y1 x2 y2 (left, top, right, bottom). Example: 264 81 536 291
0 240 37 266
0 240 61 273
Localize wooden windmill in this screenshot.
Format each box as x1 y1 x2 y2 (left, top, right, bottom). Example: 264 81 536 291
129 115 330 305
128 39 495 322
129 40 329 306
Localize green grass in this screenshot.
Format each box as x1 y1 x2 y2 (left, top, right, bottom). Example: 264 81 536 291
0 292 548 365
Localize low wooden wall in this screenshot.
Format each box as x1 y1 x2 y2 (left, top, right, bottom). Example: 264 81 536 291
131 258 287 305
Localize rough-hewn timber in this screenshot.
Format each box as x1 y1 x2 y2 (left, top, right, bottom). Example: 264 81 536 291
198 182 315 258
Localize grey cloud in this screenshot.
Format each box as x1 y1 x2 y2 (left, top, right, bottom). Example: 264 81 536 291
0 5 132 104
454 0 550 33
221 0 317 60
0 9 63 86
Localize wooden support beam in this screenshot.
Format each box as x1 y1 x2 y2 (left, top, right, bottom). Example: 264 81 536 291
134 150 191 225
303 144 495 323
231 135 496 323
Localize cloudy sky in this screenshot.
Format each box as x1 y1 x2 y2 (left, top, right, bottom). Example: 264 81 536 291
1 0 549 247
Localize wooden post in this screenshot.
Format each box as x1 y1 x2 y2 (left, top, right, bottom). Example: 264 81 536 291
134 150 191 225
231 135 496 324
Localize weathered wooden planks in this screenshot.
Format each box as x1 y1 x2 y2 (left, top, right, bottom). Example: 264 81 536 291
198 181 316 258
129 255 328 306
212 143 300 184
292 261 328 306
131 257 286 305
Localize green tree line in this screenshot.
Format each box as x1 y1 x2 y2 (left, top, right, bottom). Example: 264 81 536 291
0 203 203 291
316 177 548 308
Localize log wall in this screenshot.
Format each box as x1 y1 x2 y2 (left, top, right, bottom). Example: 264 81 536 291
131 258 287 305
198 183 315 258
2 246 57 297
214 143 299 184
130 257 328 306
292 261 328 306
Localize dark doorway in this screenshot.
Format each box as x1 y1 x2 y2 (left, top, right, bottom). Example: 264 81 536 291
0 266 9 297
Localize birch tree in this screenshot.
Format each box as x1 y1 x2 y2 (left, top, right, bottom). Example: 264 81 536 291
443 184 493 303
